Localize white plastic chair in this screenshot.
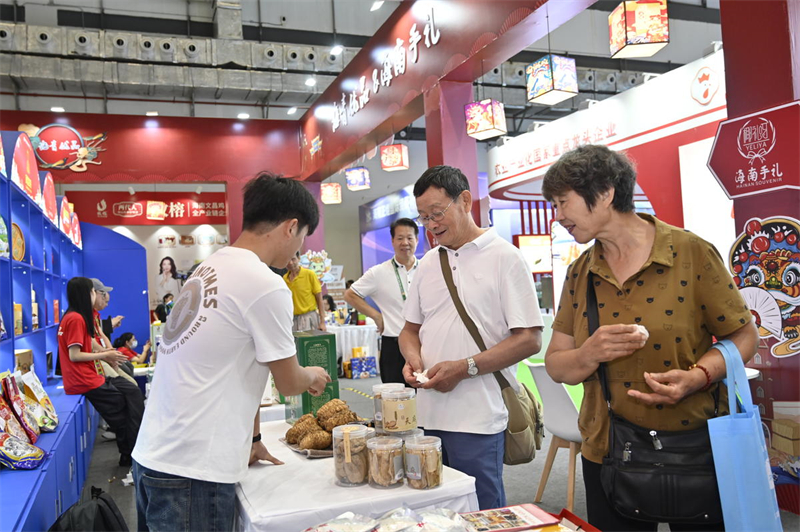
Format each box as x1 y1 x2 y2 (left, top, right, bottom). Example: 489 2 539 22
526 361 583 511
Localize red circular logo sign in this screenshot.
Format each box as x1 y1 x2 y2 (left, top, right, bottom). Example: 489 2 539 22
34 124 85 167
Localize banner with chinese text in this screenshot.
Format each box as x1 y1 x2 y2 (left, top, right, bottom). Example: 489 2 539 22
67 191 228 226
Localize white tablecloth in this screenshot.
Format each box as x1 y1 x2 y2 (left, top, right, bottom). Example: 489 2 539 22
235 421 478 532
258 404 286 422
327 324 380 362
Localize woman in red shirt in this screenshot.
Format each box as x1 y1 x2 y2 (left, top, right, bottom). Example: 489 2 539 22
112 333 151 365
58 277 145 467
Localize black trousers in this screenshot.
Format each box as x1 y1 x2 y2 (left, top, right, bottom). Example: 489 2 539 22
582 456 725 532
379 336 405 384
85 377 145 457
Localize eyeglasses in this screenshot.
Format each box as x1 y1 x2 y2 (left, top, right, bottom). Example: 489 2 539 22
415 199 454 226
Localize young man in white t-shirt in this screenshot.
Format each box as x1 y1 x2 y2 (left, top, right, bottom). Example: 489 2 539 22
132 174 331 532
345 218 419 383
400 165 544 510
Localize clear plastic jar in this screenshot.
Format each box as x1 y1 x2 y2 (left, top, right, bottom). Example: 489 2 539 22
396 428 424 442
373 383 405 433
367 437 405 488
332 425 368 486
381 388 417 433
404 436 443 490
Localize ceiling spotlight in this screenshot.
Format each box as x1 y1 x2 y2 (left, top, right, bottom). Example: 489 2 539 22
287 107 298 115
146 111 158 116
195 185 203 195
330 45 343 56
51 107 65 113
128 186 135 196
305 77 317 87
370 1 384 11
237 112 250 120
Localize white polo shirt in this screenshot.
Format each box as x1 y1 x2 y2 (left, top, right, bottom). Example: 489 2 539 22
351 256 418 337
404 229 543 434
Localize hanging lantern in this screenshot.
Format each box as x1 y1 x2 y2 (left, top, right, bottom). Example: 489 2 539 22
380 144 410 172
525 54 578 106
609 0 669 59
345 167 371 191
464 99 508 140
320 183 342 204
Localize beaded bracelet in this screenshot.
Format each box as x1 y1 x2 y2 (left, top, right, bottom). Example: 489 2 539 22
689 363 712 391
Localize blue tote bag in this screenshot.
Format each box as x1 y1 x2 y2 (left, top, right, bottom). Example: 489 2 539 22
708 339 781 531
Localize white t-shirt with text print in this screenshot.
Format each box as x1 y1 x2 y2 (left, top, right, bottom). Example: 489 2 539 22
132 246 297 483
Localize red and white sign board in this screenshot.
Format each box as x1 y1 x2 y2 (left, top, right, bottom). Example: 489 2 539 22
68 191 228 226
59 196 72 237
70 212 82 249
12 133 43 206
707 101 799 199
41 172 57 225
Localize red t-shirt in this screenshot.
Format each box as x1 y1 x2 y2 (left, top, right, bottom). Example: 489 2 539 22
118 346 138 360
58 312 106 395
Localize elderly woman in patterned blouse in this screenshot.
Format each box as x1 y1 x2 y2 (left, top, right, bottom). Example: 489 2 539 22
541 144 758 531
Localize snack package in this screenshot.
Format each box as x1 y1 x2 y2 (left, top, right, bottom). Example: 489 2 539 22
0 431 45 469
23 395 57 432
20 369 58 424
417 509 468 532
303 512 378 532
0 395 30 443
377 507 421 532
1 372 39 444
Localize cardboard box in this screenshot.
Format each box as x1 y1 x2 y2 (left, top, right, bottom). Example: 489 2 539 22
283 381 340 424
13 303 22 335
293 330 337 382
772 419 800 456
14 349 33 373
351 356 377 379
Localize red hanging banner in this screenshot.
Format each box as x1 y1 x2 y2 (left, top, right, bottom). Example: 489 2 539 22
68 191 228 226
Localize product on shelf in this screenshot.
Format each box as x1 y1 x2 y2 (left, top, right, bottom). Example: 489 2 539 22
283 399 360 453
13 303 22 335
303 512 378 532
367 436 404 488
333 424 368 486
53 299 60 324
31 291 38 331
14 349 32 373
299 430 332 450
23 396 56 432
10 222 24 262
404 436 443 490
20 367 57 424
0 432 45 470
0 394 29 443
1 372 39 444
0 215 9 258
372 383 405 434
382 388 417 433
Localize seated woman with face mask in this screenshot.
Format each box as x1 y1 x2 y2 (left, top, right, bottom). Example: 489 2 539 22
113 333 151 365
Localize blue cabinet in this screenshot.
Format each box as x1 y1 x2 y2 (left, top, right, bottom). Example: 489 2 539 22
20 462 59 532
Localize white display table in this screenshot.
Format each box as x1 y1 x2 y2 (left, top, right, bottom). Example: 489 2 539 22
258 404 286 422
235 420 479 531
327 324 380 362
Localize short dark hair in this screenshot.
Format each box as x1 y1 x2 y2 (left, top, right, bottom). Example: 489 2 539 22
390 217 419 238
242 172 320 234
541 145 636 213
163 293 173 302
413 165 470 199
323 294 336 312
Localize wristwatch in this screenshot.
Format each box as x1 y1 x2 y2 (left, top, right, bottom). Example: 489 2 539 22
466 357 479 378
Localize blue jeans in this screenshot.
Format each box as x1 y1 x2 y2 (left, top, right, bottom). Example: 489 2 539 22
424 429 506 510
133 460 236 532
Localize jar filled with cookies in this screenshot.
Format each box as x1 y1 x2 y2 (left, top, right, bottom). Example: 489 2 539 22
404 436 443 490
367 437 404 489
373 383 405 434
381 388 417 433
333 425 368 487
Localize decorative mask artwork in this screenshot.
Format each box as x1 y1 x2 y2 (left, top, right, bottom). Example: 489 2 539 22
730 216 800 358
301 250 336 284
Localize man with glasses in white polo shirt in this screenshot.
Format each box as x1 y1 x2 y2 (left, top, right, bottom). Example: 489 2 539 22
400 165 544 510
345 218 419 384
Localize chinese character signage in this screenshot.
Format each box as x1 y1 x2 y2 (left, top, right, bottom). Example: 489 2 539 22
708 101 799 199
321 183 342 205
526 54 578 106
346 167 371 191
19 123 108 172
609 0 669 59
66 191 228 226
465 99 508 140
380 144 410 172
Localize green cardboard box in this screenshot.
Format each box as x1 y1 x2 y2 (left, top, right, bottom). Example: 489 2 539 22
283 381 340 424
281 330 339 424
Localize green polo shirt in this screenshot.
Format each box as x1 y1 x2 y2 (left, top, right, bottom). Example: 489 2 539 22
553 213 752 463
